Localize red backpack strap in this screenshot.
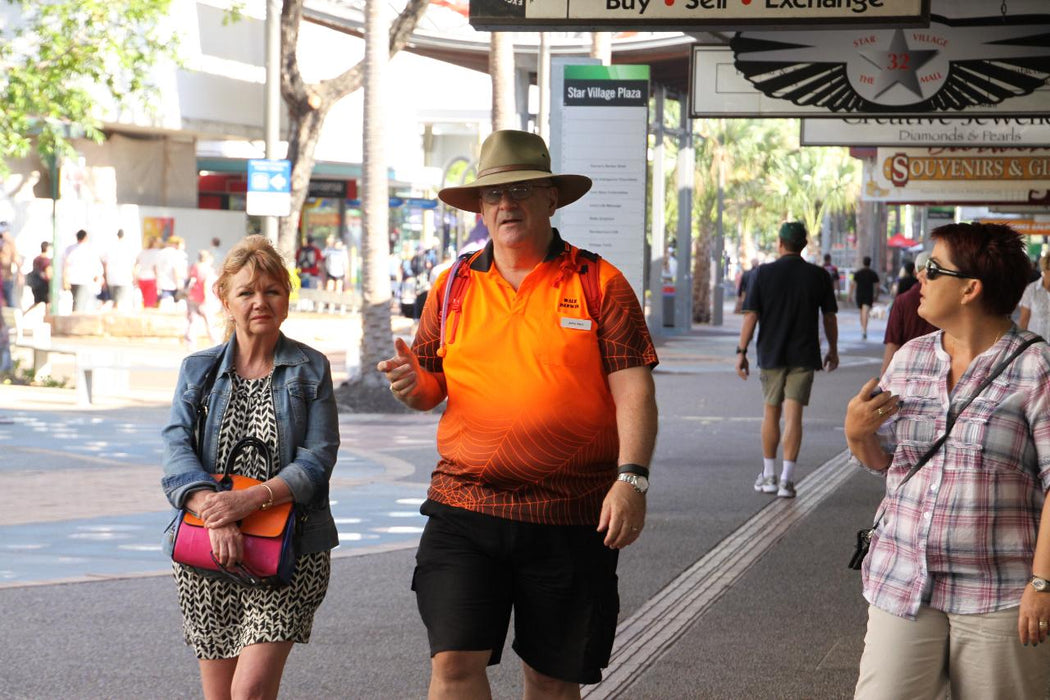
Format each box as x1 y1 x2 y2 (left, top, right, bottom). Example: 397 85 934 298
575 248 602 321
437 250 481 358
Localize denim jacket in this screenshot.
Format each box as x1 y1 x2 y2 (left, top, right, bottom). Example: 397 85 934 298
161 332 340 554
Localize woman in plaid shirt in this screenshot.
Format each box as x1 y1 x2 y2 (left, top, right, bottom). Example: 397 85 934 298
845 222 1050 698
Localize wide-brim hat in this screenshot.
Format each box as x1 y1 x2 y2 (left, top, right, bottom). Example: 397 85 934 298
439 130 592 214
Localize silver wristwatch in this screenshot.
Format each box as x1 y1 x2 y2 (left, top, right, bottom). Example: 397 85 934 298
617 473 649 495
1032 576 1050 592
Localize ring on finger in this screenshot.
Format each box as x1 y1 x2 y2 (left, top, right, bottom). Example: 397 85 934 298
1040 620 1048 628
876 407 885 416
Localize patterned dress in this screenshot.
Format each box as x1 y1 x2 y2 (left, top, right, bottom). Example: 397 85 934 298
174 371 331 660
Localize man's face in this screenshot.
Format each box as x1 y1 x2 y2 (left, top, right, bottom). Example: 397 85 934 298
479 179 558 252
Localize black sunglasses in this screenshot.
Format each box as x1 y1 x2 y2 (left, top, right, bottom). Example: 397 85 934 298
923 258 978 281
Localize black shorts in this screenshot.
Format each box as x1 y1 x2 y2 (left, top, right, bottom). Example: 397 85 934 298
411 500 620 685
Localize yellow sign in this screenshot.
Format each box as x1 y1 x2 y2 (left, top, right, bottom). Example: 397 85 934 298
978 219 1050 237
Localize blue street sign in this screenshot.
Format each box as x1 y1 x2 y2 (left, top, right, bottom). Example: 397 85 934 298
247 159 292 217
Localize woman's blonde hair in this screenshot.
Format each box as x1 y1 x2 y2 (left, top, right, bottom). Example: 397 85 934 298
1040 253 1050 273
215 235 292 340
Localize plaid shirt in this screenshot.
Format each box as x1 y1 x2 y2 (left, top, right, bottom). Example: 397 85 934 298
855 327 1050 620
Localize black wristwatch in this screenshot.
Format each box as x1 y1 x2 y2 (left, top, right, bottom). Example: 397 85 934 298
735 347 747 355
617 463 650 478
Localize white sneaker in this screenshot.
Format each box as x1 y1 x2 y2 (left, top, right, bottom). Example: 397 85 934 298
754 473 778 494
777 479 796 498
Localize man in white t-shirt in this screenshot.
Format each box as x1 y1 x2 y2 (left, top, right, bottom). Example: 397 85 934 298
102 229 137 311
1019 254 1050 339
63 229 104 312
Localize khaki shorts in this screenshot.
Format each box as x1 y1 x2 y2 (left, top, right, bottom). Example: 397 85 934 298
760 367 815 406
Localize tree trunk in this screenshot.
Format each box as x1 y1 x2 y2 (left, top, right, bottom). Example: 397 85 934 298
276 0 431 259
491 32 515 130
692 230 711 324
339 0 403 411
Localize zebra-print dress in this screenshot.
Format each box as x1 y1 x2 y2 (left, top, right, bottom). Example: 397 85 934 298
173 371 331 660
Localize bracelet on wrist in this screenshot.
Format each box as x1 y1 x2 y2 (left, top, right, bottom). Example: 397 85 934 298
735 347 747 355
259 483 275 511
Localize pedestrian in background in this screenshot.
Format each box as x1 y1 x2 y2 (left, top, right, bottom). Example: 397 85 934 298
294 236 323 289
102 229 137 311
162 235 339 699
0 223 23 308
1019 253 1050 340
183 249 220 350
135 237 162 308
736 221 839 499
892 259 918 297
378 130 658 697
845 222 1050 698
26 241 52 310
62 229 103 312
823 253 841 297
322 236 348 294
879 251 936 376
851 256 880 340
156 236 188 310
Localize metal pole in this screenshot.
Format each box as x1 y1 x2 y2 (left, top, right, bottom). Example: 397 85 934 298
675 105 694 330
649 86 666 333
263 0 281 244
712 128 725 326
49 154 60 317
537 33 550 142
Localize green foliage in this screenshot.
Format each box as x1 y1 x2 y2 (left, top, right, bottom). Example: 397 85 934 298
0 0 177 174
690 119 860 257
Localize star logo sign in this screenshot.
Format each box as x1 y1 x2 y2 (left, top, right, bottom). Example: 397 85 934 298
859 29 939 100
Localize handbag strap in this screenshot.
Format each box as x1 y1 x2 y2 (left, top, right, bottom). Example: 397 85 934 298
219 436 276 482
193 351 225 460
871 334 1043 527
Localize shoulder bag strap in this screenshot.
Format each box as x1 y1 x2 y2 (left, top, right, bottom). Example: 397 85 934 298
193 351 226 460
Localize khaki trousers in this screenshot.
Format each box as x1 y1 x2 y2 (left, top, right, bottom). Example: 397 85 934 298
855 604 1050 699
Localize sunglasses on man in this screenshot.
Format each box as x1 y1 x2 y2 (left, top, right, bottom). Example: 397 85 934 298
480 182 553 205
923 258 978 281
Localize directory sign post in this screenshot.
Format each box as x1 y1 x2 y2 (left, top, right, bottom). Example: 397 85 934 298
247 159 292 217
551 64 649 305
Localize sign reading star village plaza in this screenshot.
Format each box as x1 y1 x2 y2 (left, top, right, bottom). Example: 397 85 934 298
690 0 1050 118
470 0 927 30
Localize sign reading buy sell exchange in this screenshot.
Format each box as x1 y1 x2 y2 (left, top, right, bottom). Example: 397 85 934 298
470 0 927 30
691 0 1050 118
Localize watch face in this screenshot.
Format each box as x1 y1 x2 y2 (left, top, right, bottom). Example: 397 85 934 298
1034 577 1049 592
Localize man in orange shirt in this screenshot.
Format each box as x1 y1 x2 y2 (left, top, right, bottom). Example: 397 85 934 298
378 130 658 698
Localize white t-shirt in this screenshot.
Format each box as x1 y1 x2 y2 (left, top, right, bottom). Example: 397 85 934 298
103 240 137 286
1020 279 1050 340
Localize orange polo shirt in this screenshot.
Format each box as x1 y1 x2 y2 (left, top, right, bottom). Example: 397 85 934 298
413 231 658 525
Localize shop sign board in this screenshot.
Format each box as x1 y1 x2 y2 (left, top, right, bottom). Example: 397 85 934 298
977 218 1050 237
246 159 291 217
470 0 928 31
862 147 1050 203
801 118 1050 147
550 63 649 305
690 1 1050 118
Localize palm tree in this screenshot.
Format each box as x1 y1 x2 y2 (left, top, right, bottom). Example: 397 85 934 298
491 32 516 129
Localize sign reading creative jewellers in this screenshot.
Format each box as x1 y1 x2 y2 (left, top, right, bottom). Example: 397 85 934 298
690 0 1050 118
801 118 1050 147
470 0 928 30
552 64 649 304
862 147 1050 203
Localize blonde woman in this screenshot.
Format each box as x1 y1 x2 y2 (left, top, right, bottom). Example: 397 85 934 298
162 236 339 699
